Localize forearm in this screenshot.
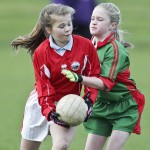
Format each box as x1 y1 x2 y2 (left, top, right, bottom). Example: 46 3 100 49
62 69 105 90
82 76 105 90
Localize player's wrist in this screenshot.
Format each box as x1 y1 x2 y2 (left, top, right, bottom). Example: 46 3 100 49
48 111 57 121
76 73 83 83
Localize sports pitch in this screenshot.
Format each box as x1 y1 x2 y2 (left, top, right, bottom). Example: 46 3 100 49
0 0 150 149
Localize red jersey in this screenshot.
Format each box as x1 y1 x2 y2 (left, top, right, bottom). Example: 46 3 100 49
33 35 100 120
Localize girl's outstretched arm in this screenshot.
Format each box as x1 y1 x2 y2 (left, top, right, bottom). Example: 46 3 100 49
82 76 105 90
61 69 105 90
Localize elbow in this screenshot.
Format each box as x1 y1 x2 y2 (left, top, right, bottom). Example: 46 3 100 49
97 84 105 90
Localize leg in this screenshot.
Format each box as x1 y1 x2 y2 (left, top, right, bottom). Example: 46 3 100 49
20 138 41 150
21 90 49 149
106 130 130 150
50 123 76 150
85 133 107 150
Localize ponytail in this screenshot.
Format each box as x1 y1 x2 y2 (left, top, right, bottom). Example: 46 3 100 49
114 29 133 48
11 3 75 56
11 23 47 56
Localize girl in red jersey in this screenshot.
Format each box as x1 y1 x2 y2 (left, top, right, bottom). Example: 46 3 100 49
11 3 100 150
62 3 145 150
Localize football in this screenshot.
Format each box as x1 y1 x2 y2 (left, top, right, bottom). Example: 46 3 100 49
56 94 88 126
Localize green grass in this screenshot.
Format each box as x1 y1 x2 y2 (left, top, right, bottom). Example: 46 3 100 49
0 0 150 149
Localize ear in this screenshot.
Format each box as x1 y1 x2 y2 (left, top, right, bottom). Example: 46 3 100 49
45 27 51 34
110 22 117 30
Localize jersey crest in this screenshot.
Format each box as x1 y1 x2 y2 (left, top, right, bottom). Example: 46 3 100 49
71 61 80 71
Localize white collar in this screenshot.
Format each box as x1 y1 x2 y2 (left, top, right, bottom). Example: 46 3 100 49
49 35 73 51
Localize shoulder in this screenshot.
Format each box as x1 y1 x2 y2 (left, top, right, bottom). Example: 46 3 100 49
114 40 129 56
72 35 98 59
72 34 94 47
72 34 91 43
34 39 50 54
106 40 128 56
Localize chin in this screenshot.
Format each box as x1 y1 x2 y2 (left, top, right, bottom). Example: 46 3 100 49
90 30 96 35
64 36 70 40
90 32 96 36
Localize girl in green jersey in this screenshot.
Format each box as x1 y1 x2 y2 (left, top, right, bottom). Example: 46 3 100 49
62 2 145 150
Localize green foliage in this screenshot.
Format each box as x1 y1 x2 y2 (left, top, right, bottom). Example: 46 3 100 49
0 0 149 149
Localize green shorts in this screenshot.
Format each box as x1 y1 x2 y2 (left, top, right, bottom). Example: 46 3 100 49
83 97 139 137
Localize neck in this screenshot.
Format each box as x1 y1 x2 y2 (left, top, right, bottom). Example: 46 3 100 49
95 32 112 42
54 41 68 48
52 37 69 48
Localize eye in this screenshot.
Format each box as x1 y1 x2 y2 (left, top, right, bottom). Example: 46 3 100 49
67 21 72 26
59 25 65 29
68 23 71 26
91 16 95 21
97 17 104 21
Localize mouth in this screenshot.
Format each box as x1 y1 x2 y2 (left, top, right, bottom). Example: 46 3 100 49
64 34 70 36
90 27 97 30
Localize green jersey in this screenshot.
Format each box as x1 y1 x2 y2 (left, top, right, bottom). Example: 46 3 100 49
96 33 136 102
84 33 145 135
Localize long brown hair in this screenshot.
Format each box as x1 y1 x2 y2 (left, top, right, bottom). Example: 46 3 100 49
11 3 75 56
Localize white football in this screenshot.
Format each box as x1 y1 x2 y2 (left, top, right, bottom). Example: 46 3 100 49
56 94 88 126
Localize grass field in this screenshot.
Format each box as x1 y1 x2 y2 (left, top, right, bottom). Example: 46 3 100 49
0 0 150 149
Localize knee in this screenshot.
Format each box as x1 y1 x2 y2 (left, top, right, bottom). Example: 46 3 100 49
52 141 69 150
60 143 68 150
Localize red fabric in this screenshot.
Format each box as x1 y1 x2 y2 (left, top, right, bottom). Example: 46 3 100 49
33 35 100 120
97 33 115 48
99 76 116 91
116 69 136 91
108 41 119 80
132 89 145 134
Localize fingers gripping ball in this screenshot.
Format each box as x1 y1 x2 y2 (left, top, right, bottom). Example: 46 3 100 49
56 94 88 126
49 111 70 128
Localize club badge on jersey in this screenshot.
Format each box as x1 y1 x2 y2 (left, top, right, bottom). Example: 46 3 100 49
71 61 80 71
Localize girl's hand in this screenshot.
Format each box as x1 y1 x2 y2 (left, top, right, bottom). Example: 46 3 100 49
61 69 83 83
49 111 70 128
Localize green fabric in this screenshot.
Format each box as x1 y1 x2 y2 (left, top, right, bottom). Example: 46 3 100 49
84 39 139 136
97 41 129 79
97 40 136 102
84 97 138 136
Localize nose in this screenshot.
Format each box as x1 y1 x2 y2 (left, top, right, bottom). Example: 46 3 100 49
91 19 97 25
65 25 71 32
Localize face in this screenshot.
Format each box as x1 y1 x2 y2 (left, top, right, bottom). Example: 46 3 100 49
90 6 115 40
46 14 73 47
